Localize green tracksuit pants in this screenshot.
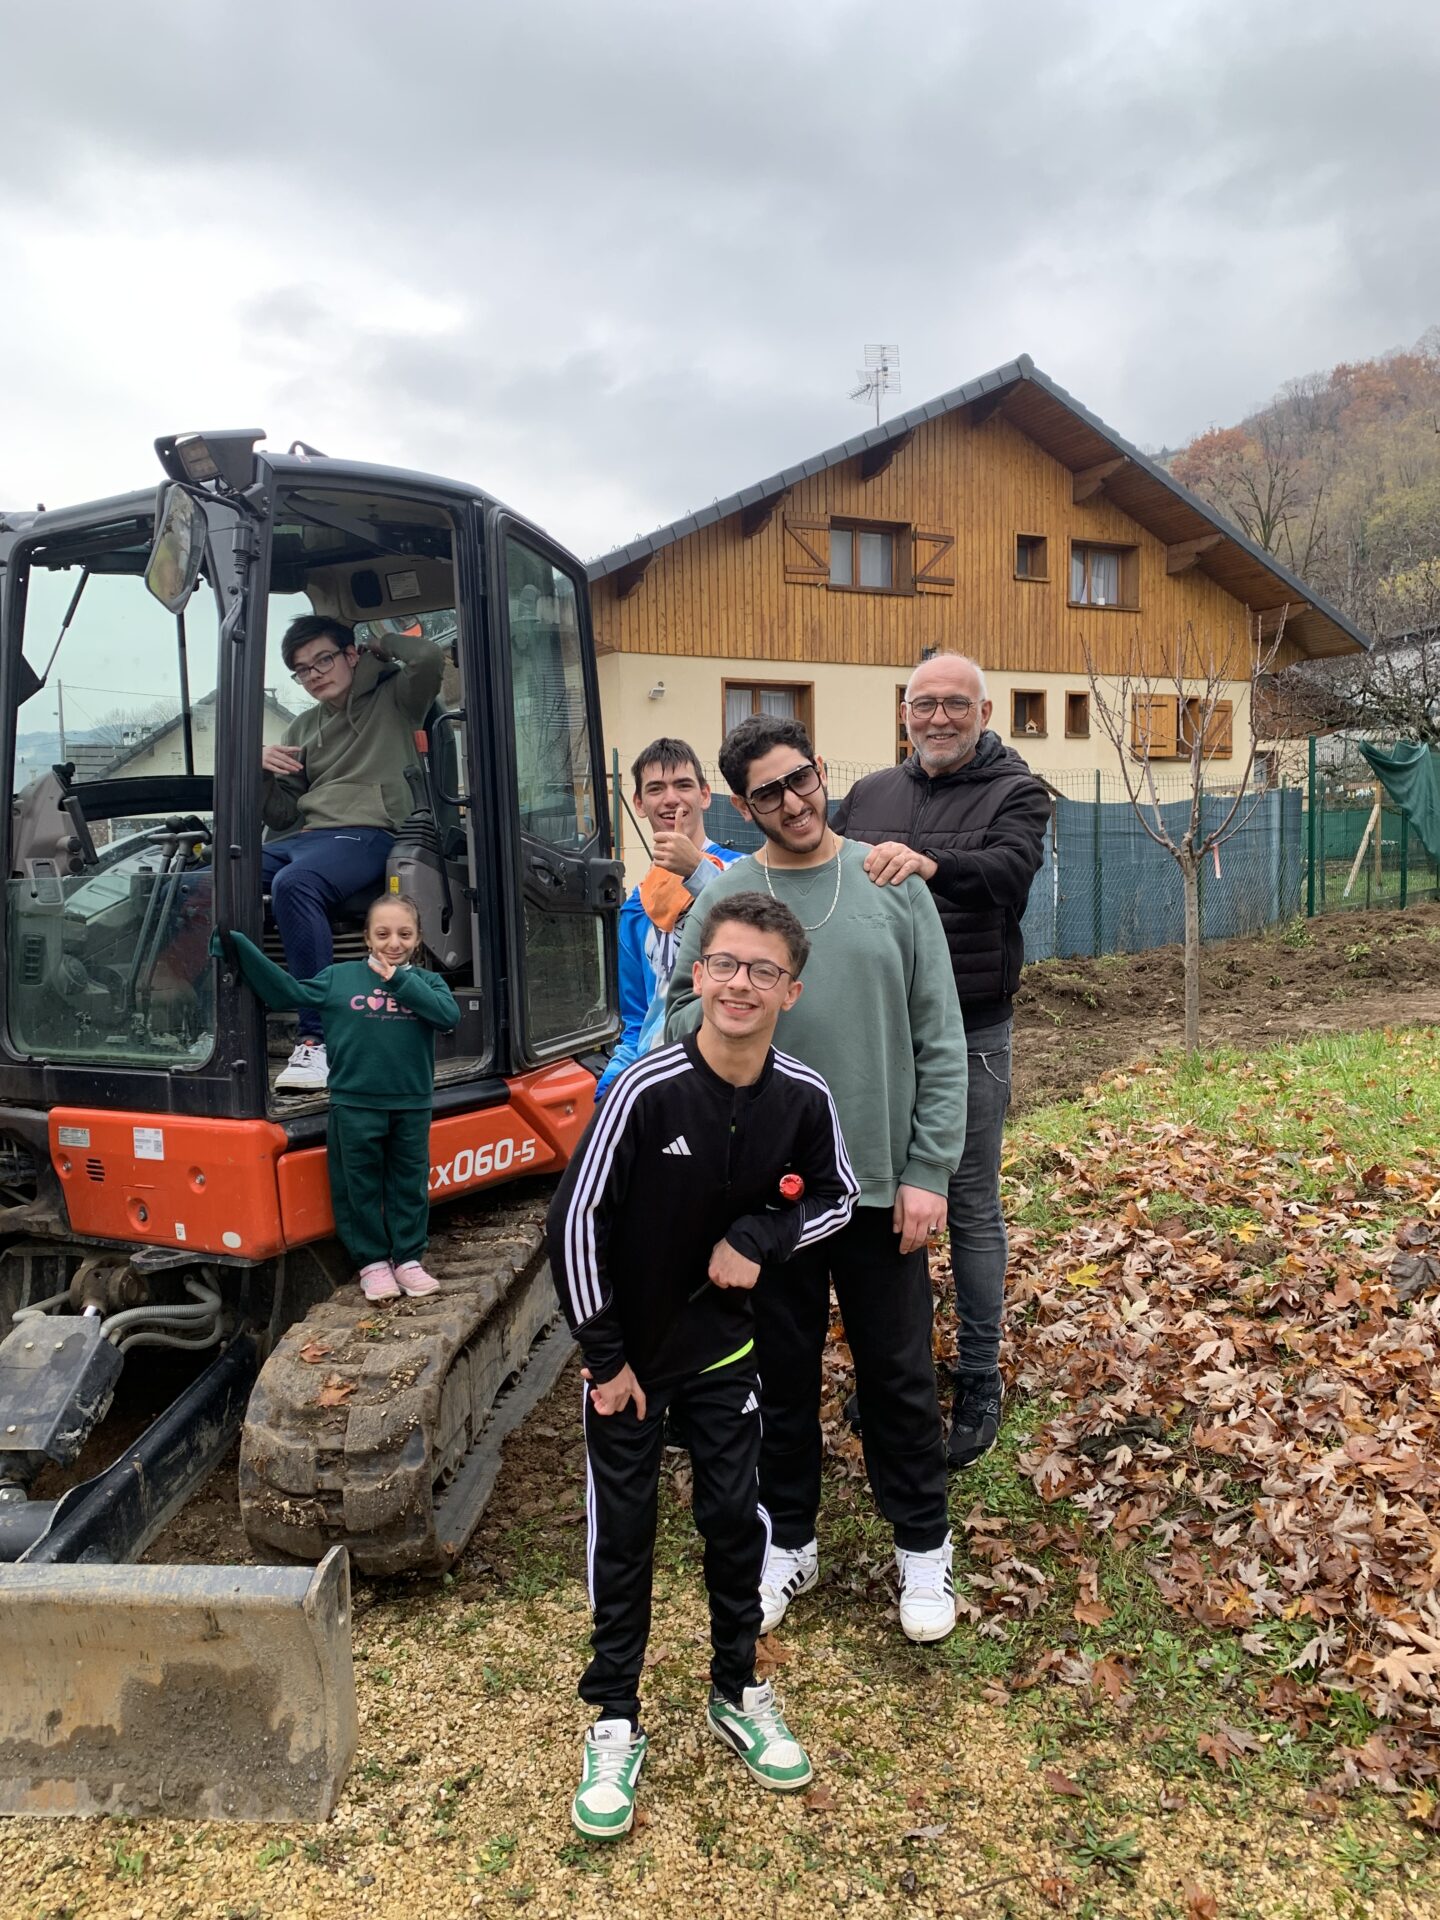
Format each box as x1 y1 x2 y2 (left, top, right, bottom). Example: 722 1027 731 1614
326 1104 433 1269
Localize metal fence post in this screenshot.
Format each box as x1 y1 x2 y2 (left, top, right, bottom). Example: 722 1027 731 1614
1092 768 1103 958
1305 736 1317 917
1400 809 1410 909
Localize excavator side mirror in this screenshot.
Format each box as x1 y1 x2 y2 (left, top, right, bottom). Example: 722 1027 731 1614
144 485 206 614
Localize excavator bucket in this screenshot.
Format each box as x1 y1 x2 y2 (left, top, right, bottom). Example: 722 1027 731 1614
0 1546 356 1821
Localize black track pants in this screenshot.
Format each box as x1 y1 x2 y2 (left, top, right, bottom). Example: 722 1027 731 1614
754 1203 948 1553
580 1359 767 1725
326 1104 432 1270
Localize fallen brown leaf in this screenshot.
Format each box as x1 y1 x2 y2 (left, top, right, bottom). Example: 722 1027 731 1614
755 1632 793 1680
1042 1768 1085 1798
802 1782 835 1814
316 1374 356 1408
298 1339 332 1364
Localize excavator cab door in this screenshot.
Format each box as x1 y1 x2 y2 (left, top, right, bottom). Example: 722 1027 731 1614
487 518 620 1071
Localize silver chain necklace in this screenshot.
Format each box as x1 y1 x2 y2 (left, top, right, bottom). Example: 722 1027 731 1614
758 832 844 931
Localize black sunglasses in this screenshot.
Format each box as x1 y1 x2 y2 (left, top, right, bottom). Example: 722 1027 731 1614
746 762 823 815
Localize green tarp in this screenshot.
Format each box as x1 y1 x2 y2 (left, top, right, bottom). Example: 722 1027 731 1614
1359 741 1440 866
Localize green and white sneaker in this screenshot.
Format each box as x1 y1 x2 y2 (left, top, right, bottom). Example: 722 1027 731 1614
706 1681 813 1791
571 1718 647 1839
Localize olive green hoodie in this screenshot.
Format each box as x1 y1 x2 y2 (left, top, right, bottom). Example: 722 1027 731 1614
263 628 445 837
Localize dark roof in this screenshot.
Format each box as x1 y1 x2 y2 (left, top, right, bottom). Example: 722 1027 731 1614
586 353 1369 661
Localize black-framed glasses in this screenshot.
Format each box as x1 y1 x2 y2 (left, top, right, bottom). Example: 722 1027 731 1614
905 695 975 721
291 649 345 683
746 762 823 814
700 952 793 991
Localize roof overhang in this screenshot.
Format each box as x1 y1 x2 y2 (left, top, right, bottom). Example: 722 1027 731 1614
587 354 1370 662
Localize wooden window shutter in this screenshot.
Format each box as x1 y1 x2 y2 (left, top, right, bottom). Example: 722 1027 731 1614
783 515 829 585
1131 694 1178 758
1205 700 1234 757
911 527 956 594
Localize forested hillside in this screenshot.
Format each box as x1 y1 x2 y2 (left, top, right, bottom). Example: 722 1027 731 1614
1170 330 1440 642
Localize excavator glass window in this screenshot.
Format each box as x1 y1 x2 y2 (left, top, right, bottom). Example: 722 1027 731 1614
506 536 608 1050
258 490 485 1099
6 523 221 1066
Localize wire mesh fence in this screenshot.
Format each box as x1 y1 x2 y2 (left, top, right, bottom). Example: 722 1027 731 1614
606 739 1439 965
1307 790 1440 915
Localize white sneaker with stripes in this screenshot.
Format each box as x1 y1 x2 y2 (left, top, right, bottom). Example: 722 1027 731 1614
759 1538 818 1634
895 1532 956 1643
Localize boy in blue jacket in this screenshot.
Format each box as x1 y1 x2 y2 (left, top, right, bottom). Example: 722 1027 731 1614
594 738 742 1098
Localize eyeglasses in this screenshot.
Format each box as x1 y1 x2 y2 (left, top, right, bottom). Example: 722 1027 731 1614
905 695 975 721
291 649 345 683
700 952 793 991
746 762 823 814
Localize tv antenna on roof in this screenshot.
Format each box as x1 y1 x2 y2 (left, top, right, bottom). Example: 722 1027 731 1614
850 344 900 427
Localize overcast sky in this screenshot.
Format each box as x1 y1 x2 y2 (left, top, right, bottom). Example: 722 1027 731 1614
3 0 1438 585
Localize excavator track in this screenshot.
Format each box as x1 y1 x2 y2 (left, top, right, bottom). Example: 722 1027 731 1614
238 1185 571 1576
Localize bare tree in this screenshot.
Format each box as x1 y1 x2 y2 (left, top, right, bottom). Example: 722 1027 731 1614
1085 617 1287 1051
92 697 181 747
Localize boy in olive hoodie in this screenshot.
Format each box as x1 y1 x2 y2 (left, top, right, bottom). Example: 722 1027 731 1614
262 615 445 1091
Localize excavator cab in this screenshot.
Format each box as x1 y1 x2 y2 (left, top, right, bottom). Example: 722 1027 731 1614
0 435 621 1571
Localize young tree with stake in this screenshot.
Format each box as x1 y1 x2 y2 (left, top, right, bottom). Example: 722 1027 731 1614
1085 613 1288 1051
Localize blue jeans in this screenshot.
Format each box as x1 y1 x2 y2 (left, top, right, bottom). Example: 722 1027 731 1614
947 1017 1012 1376
262 828 394 1041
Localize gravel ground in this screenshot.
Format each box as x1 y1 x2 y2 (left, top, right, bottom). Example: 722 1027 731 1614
2 1356 1432 1920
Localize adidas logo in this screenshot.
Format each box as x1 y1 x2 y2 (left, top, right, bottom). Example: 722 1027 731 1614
662 1135 692 1157
741 1391 759 1415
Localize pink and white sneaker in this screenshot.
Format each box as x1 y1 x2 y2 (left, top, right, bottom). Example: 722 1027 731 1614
394 1260 440 1297
360 1262 401 1302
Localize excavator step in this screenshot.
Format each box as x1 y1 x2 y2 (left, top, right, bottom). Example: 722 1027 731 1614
240 1187 571 1575
0 1547 356 1821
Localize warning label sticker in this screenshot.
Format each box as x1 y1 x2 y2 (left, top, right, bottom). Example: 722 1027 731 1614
133 1127 165 1161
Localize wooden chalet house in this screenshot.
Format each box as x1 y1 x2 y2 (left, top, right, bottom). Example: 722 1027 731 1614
586 355 1368 815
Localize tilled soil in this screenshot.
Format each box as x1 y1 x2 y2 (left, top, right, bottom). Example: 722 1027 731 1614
1012 900 1440 1107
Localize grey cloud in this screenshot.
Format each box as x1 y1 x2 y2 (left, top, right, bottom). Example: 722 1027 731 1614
1 0 1438 556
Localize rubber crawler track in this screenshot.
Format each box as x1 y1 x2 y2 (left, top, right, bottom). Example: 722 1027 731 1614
238 1186 566 1576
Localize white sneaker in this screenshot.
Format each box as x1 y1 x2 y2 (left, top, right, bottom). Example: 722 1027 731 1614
275 1041 328 1091
759 1539 818 1634
896 1533 956 1643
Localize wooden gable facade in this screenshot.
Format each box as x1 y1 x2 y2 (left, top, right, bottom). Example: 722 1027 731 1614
588 356 1367 797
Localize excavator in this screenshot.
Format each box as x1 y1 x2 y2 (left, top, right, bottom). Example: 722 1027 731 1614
0 432 621 1816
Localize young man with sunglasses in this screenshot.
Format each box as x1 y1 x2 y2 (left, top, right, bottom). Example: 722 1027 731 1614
549 893 858 1838
665 715 967 1644
261 615 445 1089
830 652 1049 1469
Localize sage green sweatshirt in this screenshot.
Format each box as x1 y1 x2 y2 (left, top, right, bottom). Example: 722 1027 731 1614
665 839 967 1207
263 628 445 836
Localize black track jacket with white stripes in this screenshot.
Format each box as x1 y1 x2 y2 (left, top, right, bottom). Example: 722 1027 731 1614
547 1033 858 1388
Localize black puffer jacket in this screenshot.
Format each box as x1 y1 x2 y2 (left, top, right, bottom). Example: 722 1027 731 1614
831 732 1050 1027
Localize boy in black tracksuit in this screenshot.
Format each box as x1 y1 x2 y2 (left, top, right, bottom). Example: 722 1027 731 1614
548 892 858 1839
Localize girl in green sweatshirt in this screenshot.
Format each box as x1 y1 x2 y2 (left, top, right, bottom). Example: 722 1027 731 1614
219 895 461 1302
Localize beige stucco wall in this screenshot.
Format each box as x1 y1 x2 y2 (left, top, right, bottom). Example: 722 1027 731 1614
600 651 1255 781
599 651 1255 880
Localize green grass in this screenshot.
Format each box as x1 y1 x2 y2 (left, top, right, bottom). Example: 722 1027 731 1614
1010 1026 1440 1231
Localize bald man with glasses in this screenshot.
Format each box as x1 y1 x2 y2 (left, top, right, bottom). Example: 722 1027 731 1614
831 652 1049 1471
